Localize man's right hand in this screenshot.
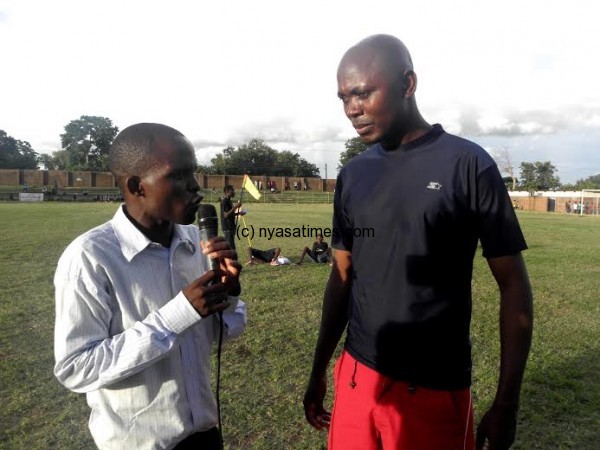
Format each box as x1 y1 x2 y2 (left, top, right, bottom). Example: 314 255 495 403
303 374 331 430
183 269 230 317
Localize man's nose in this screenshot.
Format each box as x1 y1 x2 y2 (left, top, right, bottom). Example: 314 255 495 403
345 97 362 118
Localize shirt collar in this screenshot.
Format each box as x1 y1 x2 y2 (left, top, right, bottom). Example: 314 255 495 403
111 205 196 262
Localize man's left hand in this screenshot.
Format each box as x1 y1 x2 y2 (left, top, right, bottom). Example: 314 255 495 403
476 404 518 450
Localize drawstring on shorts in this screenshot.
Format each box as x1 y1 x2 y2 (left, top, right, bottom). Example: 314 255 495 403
349 359 358 389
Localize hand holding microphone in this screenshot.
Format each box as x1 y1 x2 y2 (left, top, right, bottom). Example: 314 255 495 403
184 205 242 317
199 236 242 297
183 268 230 317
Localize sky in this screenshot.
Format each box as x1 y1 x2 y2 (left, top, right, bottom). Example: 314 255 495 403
1 0 599 183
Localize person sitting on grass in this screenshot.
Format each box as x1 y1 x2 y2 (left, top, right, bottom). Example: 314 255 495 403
298 233 332 266
247 246 281 265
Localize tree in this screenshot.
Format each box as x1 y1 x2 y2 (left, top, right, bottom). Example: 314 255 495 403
60 115 119 171
338 137 368 170
518 161 560 192
275 150 320 177
535 161 561 191
519 162 536 192
0 130 40 169
564 173 600 190
38 150 69 170
196 164 216 175
208 139 319 177
502 176 517 190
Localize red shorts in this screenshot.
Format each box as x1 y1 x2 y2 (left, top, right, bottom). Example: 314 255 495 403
328 351 474 450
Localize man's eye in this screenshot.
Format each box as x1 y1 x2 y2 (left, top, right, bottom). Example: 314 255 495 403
357 91 370 99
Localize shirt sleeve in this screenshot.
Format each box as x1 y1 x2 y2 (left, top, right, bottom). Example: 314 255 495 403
476 164 528 258
53 250 203 393
331 172 353 251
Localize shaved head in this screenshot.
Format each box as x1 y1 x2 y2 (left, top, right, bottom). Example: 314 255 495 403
339 34 413 85
337 34 428 148
109 123 186 190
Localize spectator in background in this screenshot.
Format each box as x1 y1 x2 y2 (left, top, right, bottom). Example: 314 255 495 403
247 246 282 265
298 233 332 265
220 185 245 251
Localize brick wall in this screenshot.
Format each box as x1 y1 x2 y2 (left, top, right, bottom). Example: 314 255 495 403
324 179 336 192
204 175 226 190
48 170 68 187
554 196 600 214
22 170 45 186
1 169 339 192
69 171 92 188
226 175 245 189
509 195 548 212
93 172 115 188
0 169 19 185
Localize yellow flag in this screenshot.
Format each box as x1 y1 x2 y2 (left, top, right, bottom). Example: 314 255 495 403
242 174 262 200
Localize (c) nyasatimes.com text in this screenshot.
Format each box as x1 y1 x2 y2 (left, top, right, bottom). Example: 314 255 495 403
235 224 375 241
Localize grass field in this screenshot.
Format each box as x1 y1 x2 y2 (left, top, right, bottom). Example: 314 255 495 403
0 202 598 449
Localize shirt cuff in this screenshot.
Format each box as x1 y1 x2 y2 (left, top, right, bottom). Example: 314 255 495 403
226 295 240 310
159 291 202 334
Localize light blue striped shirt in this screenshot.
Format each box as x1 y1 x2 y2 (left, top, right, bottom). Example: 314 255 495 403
54 205 247 449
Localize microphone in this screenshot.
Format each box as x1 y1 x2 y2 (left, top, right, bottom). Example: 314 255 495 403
197 204 220 280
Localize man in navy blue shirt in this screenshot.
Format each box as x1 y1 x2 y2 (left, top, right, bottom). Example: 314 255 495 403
303 35 533 450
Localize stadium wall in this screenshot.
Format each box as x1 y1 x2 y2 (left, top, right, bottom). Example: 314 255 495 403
508 191 600 214
0 169 335 192
1 169 595 212
0 169 19 185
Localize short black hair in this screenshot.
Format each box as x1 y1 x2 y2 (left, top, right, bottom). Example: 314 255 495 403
110 123 185 190
224 184 234 193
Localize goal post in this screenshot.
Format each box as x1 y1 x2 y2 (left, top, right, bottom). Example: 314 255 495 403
580 189 600 215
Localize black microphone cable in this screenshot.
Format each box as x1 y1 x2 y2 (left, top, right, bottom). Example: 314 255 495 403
198 203 224 450
216 310 224 450
198 204 225 450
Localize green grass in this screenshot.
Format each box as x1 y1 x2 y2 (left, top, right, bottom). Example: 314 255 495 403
0 203 598 449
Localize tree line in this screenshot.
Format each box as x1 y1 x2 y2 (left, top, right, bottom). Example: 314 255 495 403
1 118 599 189
1 116 319 177
198 138 319 177
1 116 119 172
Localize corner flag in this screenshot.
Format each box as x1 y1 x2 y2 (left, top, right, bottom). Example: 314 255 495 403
242 174 261 200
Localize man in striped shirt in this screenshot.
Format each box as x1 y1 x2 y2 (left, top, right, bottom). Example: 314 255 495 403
54 123 247 449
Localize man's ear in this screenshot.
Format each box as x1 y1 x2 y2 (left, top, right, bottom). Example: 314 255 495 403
403 69 417 97
126 176 143 196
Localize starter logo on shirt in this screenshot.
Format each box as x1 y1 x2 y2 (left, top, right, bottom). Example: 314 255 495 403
426 181 443 190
